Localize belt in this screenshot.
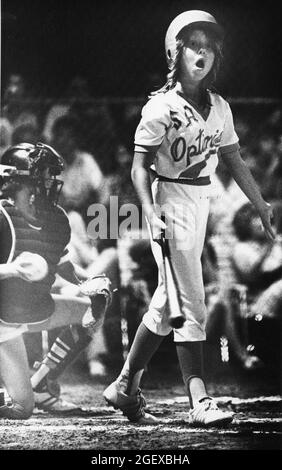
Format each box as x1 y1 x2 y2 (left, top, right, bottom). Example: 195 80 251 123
156 174 211 186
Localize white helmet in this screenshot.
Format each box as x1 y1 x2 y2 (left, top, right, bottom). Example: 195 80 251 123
165 10 223 69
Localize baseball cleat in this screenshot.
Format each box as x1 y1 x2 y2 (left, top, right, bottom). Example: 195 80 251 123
33 377 88 415
33 376 60 408
34 395 88 414
103 381 158 424
188 397 234 426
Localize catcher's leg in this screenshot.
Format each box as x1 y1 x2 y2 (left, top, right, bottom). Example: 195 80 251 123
29 292 109 411
0 336 34 419
42 295 91 329
26 295 104 413
29 278 113 412
31 325 92 412
26 294 104 333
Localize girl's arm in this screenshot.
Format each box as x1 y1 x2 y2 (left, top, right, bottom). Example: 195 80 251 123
220 150 275 240
131 150 166 240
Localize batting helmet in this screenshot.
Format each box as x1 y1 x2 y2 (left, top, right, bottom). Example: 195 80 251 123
165 10 224 69
0 142 64 205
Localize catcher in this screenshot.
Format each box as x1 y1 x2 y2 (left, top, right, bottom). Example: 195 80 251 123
0 142 112 419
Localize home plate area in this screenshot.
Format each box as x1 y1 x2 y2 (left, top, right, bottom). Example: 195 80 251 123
0 381 281 450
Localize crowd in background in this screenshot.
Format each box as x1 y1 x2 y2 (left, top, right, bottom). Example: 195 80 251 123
1 73 282 379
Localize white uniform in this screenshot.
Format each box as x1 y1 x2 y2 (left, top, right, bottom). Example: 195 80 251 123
134 85 239 341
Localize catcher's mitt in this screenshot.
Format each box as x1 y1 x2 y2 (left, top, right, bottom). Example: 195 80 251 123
79 275 113 331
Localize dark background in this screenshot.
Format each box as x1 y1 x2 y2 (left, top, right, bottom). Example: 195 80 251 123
1 0 282 98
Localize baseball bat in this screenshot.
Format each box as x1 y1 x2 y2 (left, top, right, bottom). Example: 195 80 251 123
160 217 185 329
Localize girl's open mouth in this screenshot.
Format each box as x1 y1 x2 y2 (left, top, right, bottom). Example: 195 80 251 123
195 58 205 69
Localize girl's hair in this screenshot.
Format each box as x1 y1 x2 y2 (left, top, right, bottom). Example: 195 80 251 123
151 24 223 97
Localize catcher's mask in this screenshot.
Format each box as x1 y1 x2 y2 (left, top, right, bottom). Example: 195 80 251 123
0 142 64 206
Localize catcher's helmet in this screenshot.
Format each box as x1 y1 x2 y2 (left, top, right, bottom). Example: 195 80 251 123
165 10 223 69
0 142 64 205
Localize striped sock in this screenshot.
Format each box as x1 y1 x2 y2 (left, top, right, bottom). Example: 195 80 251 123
31 326 89 390
42 336 71 369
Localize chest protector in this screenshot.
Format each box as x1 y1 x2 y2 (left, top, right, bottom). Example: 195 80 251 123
0 201 70 323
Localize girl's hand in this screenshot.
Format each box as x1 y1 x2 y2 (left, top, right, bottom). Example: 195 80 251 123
258 202 276 241
148 212 167 242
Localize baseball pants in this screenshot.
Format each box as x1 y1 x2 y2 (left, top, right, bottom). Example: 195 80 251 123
143 179 212 342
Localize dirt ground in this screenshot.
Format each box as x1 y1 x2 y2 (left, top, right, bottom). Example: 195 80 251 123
0 364 281 451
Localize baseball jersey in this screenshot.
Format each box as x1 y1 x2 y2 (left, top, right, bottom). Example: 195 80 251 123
134 85 239 179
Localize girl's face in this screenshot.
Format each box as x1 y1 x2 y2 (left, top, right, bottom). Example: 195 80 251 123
180 29 215 83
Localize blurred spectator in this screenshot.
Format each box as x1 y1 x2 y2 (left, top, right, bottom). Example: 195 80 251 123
120 102 143 154
65 210 99 269
205 159 257 369
2 74 39 131
81 104 120 176
204 250 263 371
209 158 249 290
117 230 157 349
272 200 282 234
11 123 40 146
262 133 282 200
42 75 92 143
44 76 120 178
51 115 104 216
99 144 139 208
233 113 252 160
245 127 278 189
0 118 13 158
210 158 249 231
232 202 282 308
264 107 282 137
230 201 282 368
125 237 158 348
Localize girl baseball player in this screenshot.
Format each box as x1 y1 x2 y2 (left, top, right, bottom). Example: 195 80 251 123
104 10 274 426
